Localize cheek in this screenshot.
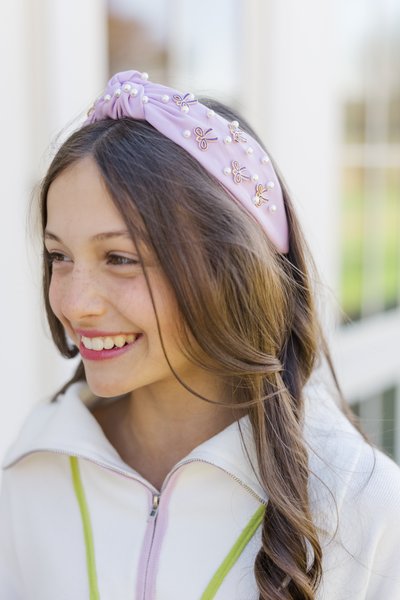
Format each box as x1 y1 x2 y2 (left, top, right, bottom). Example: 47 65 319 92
150 283 183 345
115 283 157 329
116 274 180 341
48 277 63 319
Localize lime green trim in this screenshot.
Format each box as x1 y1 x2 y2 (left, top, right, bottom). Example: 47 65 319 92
200 503 266 600
69 456 100 600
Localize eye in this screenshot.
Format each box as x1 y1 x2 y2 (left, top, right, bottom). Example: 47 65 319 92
46 251 70 265
106 253 140 266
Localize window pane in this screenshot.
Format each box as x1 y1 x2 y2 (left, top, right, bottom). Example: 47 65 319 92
382 387 396 459
388 94 400 143
344 100 366 144
339 0 400 323
352 385 398 460
383 168 400 310
340 167 364 321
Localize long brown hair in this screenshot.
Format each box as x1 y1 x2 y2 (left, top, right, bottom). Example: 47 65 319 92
39 100 357 598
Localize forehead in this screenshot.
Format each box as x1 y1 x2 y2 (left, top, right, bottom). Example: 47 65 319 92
46 155 127 235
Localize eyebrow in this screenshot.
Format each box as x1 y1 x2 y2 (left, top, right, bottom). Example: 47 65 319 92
44 230 132 243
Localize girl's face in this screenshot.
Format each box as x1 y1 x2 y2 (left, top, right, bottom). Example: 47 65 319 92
45 156 200 399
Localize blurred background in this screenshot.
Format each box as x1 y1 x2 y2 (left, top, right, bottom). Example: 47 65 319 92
1 0 399 467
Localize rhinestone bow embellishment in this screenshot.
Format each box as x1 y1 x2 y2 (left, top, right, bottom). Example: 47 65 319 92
231 160 251 184
194 127 219 151
173 93 198 112
252 184 270 207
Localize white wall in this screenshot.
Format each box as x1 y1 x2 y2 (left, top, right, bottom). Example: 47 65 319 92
0 0 108 466
0 0 34 464
240 0 342 359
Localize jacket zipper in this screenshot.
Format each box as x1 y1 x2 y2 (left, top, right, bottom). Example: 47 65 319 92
161 457 265 502
141 458 266 599
140 493 160 600
149 493 160 518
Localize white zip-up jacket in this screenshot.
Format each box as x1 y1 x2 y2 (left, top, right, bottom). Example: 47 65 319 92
1 379 400 600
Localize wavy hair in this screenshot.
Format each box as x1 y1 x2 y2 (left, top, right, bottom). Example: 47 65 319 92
39 99 358 599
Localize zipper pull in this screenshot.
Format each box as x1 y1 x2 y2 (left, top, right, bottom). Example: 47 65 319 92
149 493 160 519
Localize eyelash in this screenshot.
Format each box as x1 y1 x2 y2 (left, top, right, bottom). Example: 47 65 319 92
106 254 139 266
46 252 139 267
46 252 66 265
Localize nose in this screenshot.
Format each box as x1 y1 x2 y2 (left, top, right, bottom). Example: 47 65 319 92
57 265 106 323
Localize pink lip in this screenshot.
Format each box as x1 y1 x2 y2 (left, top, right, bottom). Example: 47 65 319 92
79 334 143 361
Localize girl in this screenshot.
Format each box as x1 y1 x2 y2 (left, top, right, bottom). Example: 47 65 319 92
1 69 399 600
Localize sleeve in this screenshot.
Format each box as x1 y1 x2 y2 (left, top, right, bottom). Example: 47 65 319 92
0 470 23 599
315 442 400 600
344 447 400 600
363 466 400 600
306 384 400 598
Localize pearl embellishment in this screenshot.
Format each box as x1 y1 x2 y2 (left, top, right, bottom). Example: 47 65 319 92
261 155 270 164
224 167 232 175
104 94 111 102
224 136 232 144
114 88 122 97
207 109 215 118
183 130 191 138
251 174 259 182
246 147 254 155
130 88 138 97
181 105 189 113
269 204 277 212
162 95 170 103
141 72 149 80
267 181 275 189
123 83 132 92
142 95 149 104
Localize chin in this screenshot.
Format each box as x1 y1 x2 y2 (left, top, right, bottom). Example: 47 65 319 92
84 372 133 399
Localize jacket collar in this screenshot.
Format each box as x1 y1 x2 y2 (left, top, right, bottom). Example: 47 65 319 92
2 382 266 501
2 373 358 504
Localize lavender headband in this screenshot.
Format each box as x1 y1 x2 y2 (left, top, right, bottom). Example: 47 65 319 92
85 69 289 253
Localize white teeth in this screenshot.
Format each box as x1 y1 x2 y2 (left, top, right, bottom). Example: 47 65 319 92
81 334 138 351
114 335 125 348
91 338 104 351
103 336 114 350
81 336 93 350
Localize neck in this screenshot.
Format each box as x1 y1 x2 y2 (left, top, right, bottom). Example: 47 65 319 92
128 375 240 455
94 376 244 490
134 390 236 452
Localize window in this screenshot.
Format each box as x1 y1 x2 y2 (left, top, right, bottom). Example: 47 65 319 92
339 0 400 322
352 386 398 460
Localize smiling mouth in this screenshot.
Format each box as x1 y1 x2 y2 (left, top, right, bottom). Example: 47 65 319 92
80 333 141 351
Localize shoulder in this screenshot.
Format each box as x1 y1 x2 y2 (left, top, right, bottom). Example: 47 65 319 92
1 382 92 470
303 379 400 595
304 378 400 533
1 402 58 470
